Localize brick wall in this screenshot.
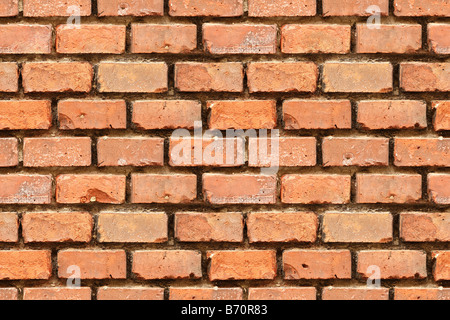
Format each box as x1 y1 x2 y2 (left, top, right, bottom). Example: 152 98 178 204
0 0 449 301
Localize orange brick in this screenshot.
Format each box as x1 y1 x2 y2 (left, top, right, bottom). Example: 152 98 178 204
97 212 168 243
208 250 277 280
131 174 197 204
56 174 126 204
400 63 450 92
394 0 450 16
132 250 202 279
0 213 18 242
281 174 351 204
169 0 243 16
0 63 18 92
433 101 450 131
23 62 93 93
281 24 351 54
56 24 126 54
248 287 316 300
249 0 316 16
170 288 243 300
0 175 52 204
58 100 127 130
323 0 389 16
97 62 167 93
0 288 18 300
22 212 92 243
283 100 352 130
24 0 91 16
97 137 164 167
322 212 393 243
0 25 52 54
23 137 92 167
428 174 450 204
248 212 317 243
175 212 243 242
203 174 277 204
0 0 18 16
0 138 18 167
356 174 422 203
97 287 164 300
400 212 450 242
395 288 450 300
357 250 427 279
428 24 450 54
322 287 389 300
283 250 352 279
0 250 52 280
97 0 164 16
208 100 277 129
394 138 450 167
23 288 91 300
175 62 243 92
247 62 318 92
203 24 277 54
131 24 197 53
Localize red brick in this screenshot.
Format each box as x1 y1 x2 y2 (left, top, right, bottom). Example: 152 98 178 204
132 250 202 279
58 100 127 130
23 62 93 93
208 100 277 129
323 62 393 93
247 62 318 92
203 24 277 54
428 174 450 204
169 138 245 167
23 288 91 300
322 212 393 243
58 250 126 279
98 62 167 93
169 0 243 16
97 287 164 300
323 0 389 16
357 100 427 129
98 0 164 16
97 212 168 243
395 288 450 300
208 250 277 280
281 24 351 54
400 63 450 92
249 0 316 16
322 287 389 300
433 101 450 131
0 175 52 204
0 24 52 54
0 63 18 92
170 288 243 300
400 212 450 242
283 100 352 130
433 251 449 280
0 288 18 300
248 287 316 300
0 213 18 242
248 212 317 243
323 137 389 167
394 0 450 16
356 24 422 53
131 24 197 53
56 174 126 204
0 0 18 16
24 0 91 16
0 138 18 167
175 62 243 92
131 174 197 204
249 137 316 167
428 24 450 54
175 212 243 242
0 250 51 280
98 137 164 167
281 174 351 204
203 174 277 204
356 174 422 203
22 212 92 243
283 250 352 279
0 100 52 130
133 100 201 130
394 138 450 167
357 250 427 279
24 137 92 167
56 24 126 54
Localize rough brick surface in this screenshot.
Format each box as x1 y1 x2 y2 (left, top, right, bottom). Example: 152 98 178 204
0 25 52 54
0 63 18 92
400 212 450 242
433 101 450 130
0 250 52 280
323 0 389 16
249 0 316 17
400 63 450 92
322 287 389 300
0 213 18 242
97 287 164 300
98 0 164 16
170 288 243 300
23 288 91 300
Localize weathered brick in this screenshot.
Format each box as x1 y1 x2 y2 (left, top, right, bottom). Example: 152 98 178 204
22 212 92 243
0 25 52 54
0 100 52 130
400 63 450 92
283 250 352 279
97 212 168 243
249 287 316 300
356 174 422 203
0 250 52 280
0 138 18 167
323 0 389 16
203 24 277 54
169 0 243 16
433 101 450 130
170 288 243 300
400 212 450 242
0 0 18 16
322 212 393 243
208 250 277 280
203 174 277 204
0 288 18 300
247 212 317 243
23 288 91 300
24 0 91 16
0 175 52 204
395 288 450 300
428 174 450 204
281 174 351 204
322 287 389 300
394 138 450 167
249 0 316 16
394 0 450 16
132 250 202 279
97 287 164 300
0 63 18 92
0 213 18 242
428 24 450 54
97 0 164 16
